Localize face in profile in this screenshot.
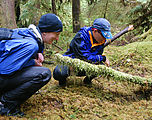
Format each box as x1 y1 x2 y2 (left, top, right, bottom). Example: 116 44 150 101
93 29 106 44
42 32 61 44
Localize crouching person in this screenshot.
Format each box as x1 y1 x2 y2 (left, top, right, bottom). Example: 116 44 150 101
53 18 112 86
0 13 63 116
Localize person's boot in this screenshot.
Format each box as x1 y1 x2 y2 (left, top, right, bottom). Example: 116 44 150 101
83 76 96 85
59 79 67 87
83 76 92 85
8 108 25 117
0 102 25 117
0 102 10 116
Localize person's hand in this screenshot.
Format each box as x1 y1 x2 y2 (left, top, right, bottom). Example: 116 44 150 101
104 58 110 67
35 53 44 66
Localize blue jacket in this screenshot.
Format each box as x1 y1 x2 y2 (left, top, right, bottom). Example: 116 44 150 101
0 25 44 75
64 27 106 64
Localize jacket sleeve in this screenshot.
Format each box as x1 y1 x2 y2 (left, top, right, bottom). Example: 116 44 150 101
70 33 106 63
0 38 39 75
23 59 36 67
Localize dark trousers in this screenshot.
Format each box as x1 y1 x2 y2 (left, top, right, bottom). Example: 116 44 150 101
53 65 95 82
0 66 51 109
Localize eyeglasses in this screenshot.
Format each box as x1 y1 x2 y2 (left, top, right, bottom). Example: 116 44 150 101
97 30 104 37
92 28 103 37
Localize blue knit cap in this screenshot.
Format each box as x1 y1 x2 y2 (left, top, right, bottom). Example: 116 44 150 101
38 13 63 32
92 18 113 39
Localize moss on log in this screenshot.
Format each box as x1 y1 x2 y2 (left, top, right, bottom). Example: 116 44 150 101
140 27 152 41
55 53 152 86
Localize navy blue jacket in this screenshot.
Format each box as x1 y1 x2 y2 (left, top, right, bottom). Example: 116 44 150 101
64 27 106 64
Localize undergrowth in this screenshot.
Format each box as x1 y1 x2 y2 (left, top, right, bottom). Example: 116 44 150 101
0 28 152 120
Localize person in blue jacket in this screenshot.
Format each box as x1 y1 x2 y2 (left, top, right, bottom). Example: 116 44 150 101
0 13 63 116
53 18 112 86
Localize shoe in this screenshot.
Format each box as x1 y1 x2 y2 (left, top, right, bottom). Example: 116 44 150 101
59 79 67 87
0 103 9 116
8 108 25 117
83 76 93 85
0 103 25 117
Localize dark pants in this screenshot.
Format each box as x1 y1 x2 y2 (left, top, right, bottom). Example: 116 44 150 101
0 66 51 109
53 65 95 83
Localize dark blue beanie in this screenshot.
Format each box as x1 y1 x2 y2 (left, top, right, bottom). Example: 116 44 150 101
38 13 63 33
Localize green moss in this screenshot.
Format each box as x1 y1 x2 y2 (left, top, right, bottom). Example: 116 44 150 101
104 39 152 79
55 53 152 86
140 27 152 40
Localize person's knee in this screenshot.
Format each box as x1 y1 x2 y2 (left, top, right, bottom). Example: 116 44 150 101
42 68 51 83
53 65 69 81
35 67 51 85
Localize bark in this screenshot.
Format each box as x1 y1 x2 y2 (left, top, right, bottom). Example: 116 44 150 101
120 0 126 6
33 0 41 25
60 0 63 4
52 0 57 15
88 0 95 5
15 0 20 23
72 0 80 33
104 0 109 18
0 0 17 28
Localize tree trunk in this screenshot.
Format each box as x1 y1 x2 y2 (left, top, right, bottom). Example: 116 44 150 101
88 0 94 5
33 0 41 25
0 0 17 28
120 0 126 6
104 0 109 18
52 0 57 15
15 0 20 23
60 0 63 4
72 0 80 33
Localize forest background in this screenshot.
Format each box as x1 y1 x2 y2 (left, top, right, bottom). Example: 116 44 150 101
0 0 152 119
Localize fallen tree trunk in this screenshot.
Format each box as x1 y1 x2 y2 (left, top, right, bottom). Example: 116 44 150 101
55 53 152 86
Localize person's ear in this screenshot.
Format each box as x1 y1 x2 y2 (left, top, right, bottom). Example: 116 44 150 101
42 32 47 36
41 32 47 41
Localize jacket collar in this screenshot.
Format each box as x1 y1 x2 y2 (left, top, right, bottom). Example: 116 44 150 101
28 24 43 43
89 30 104 48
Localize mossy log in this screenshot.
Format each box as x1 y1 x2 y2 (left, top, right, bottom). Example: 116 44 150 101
140 27 152 41
55 53 152 86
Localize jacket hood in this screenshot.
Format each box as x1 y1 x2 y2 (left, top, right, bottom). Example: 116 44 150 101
28 24 43 43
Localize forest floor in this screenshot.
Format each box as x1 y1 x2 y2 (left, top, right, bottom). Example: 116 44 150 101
0 29 152 120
